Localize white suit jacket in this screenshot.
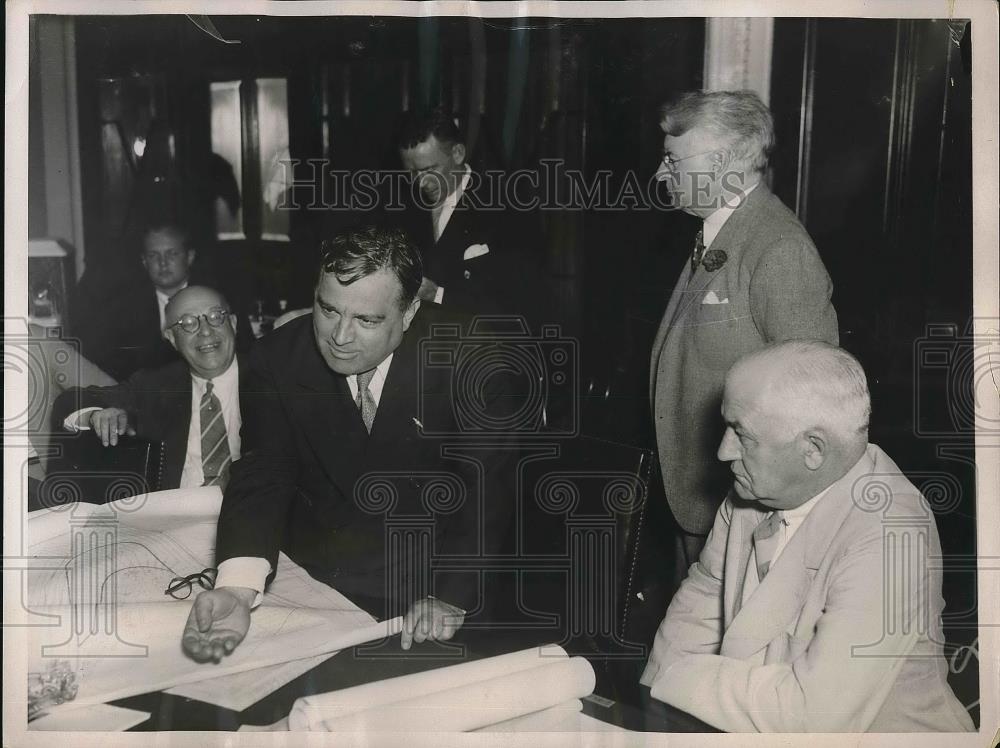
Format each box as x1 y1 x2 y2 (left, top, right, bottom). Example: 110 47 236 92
640 444 974 733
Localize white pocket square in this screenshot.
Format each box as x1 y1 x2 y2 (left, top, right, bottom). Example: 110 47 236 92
702 290 730 305
463 243 490 261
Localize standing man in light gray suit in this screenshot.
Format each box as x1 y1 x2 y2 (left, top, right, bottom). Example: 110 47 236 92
650 90 839 583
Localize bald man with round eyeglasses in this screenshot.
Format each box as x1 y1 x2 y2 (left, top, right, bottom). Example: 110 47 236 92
55 285 246 491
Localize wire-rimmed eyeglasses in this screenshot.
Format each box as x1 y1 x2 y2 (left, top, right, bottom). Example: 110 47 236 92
167 309 231 335
661 149 716 170
164 568 217 599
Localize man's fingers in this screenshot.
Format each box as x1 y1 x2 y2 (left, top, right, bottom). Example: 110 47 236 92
441 621 459 640
194 594 214 632
414 612 432 643
116 412 129 437
126 426 137 436
431 614 445 641
400 601 422 650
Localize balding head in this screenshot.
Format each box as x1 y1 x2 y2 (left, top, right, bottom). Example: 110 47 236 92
718 341 870 509
163 286 237 380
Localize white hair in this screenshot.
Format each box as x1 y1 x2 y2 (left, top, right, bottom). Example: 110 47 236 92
737 340 871 444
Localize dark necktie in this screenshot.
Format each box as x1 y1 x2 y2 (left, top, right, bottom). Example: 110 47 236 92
356 369 377 433
200 381 230 489
690 229 707 273
752 511 785 581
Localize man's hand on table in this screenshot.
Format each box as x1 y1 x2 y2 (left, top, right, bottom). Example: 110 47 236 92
88 408 135 446
182 587 255 663
400 596 465 650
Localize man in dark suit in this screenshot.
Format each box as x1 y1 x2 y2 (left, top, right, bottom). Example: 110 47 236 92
55 285 243 490
72 222 253 380
649 91 839 586
182 226 522 663
395 109 550 324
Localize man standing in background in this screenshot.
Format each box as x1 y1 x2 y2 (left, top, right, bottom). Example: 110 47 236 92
650 90 839 587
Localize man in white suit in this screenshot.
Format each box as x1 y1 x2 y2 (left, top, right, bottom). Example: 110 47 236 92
641 341 973 733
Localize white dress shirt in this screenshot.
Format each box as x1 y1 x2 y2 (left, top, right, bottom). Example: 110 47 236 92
740 483 832 608
155 281 188 330
429 164 473 305
214 354 393 606
702 180 760 249
63 358 242 489
180 359 242 488
344 354 393 407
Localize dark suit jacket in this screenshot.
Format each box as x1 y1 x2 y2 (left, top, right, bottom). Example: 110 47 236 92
650 184 839 535
395 169 553 327
52 356 247 490
215 308 522 618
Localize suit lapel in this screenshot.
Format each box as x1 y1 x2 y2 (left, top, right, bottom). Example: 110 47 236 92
649 263 692 391
721 449 877 659
366 330 420 456
723 498 761 627
650 184 772 391
160 368 193 490
291 326 368 499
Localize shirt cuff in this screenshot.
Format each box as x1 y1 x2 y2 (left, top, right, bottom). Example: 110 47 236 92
215 557 271 609
433 285 445 304
63 407 101 432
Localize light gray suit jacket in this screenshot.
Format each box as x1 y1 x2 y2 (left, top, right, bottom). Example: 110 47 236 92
650 183 838 534
640 444 974 732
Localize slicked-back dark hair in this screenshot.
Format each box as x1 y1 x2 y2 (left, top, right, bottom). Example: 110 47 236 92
318 226 423 310
395 108 464 151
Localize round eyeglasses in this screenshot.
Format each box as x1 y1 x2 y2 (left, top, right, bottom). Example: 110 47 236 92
168 309 231 335
164 568 218 600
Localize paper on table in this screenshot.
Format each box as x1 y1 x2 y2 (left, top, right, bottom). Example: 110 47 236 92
305 657 596 732
289 644 570 729
25 489 402 712
29 704 150 731
473 699 583 732
164 652 336 712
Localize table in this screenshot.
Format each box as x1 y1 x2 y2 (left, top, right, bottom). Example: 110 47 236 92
111 627 718 732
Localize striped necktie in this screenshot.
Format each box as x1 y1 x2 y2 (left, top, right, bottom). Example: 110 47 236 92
200 381 230 489
752 511 786 581
355 369 377 433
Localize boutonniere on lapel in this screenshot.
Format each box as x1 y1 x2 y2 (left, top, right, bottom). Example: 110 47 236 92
700 249 728 272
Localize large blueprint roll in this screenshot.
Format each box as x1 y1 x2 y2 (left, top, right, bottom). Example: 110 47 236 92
288 645 596 732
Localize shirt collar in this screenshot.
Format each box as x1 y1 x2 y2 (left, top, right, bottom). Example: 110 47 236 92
156 280 189 303
702 179 760 248
191 357 239 390
358 353 394 384
442 164 472 210
780 482 833 523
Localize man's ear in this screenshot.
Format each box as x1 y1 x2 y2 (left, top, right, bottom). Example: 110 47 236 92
451 142 466 166
402 297 421 331
228 313 237 334
186 249 197 267
801 430 828 471
711 149 731 177
163 327 179 351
